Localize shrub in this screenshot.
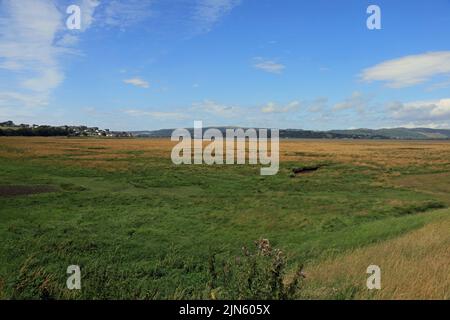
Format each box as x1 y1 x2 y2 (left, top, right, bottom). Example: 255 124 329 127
206 239 305 299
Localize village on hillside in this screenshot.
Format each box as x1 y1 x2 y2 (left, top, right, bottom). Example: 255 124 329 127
0 121 132 137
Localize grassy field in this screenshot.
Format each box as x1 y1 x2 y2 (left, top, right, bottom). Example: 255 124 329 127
0 137 450 299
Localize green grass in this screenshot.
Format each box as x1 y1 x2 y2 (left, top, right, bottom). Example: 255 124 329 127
0 154 447 299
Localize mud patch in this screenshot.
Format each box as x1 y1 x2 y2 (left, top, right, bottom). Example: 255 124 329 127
291 165 322 176
0 185 58 197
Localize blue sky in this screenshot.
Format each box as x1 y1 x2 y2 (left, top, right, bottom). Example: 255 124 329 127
1 0 450 130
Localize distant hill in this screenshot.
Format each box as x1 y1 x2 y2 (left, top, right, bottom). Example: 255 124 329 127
131 127 450 140
3 120 449 140
329 128 450 140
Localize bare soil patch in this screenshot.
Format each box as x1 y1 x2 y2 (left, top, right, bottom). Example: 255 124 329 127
0 185 57 197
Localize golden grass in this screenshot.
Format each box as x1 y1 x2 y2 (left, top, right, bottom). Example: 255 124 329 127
394 172 450 205
0 137 172 157
281 139 450 168
0 137 172 171
1 137 450 171
304 211 450 300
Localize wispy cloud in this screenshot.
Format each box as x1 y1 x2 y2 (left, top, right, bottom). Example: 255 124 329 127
85 0 237 34
0 0 100 117
78 0 100 31
123 78 150 88
426 78 450 91
96 0 240 36
0 0 242 122
0 0 64 91
0 91 49 108
307 97 328 113
56 34 80 47
261 101 300 113
333 92 372 112
361 51 450 88
193 0 241 33
124 109 187 120
253 57 285 74
393 122 449 129
191 99 240 118
97 0 153 29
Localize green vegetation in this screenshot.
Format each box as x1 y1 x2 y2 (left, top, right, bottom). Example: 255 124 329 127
0 138 449 299
0 126 72 137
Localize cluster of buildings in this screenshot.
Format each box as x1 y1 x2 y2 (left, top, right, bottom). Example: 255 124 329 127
0 121 132 138
63 126 132 137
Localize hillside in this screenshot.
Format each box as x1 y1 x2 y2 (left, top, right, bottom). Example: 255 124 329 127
3 120 450 140
330 128 450 140
131 127 450 140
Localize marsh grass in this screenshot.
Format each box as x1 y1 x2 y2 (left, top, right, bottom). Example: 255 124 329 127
303 210 450 300
1 137 450 299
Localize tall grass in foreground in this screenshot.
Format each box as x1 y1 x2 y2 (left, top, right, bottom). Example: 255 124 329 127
303 210 450 300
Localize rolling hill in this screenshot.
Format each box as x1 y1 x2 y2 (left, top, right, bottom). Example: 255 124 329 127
131 127 450 140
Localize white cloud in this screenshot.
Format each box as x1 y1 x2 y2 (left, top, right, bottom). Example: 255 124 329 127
0 0 101 115
192 99 240 118
123 78 150 88
0 0 67 114
395 122 449 129
261 101 300 113
22 69 65 93
261 103 276 113
0 0 241 121
78 0 100 31
361 51 450 88
389 98 450 121
253 57 285 74
56 34 80 47
0 0 62 75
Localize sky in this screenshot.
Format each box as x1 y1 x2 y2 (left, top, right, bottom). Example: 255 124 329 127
1 0 450 131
